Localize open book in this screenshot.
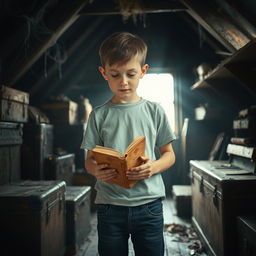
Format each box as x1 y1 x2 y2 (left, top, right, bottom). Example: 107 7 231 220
91 136 146 188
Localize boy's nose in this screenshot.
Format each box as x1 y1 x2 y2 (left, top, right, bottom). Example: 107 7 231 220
120 76 128 86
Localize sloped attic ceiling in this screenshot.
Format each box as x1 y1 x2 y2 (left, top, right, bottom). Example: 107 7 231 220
1 0 256 106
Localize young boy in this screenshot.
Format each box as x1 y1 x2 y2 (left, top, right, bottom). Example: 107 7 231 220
81 31 176 256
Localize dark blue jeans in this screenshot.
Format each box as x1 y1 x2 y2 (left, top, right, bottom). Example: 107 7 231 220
96 198 164 256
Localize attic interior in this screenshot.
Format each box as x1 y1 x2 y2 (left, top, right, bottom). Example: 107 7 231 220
1 0 256 255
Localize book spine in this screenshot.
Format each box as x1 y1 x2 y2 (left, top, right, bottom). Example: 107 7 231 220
120 159 129 188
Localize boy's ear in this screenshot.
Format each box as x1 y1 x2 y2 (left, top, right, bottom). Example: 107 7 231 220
98 66 108 80
140 64 149 78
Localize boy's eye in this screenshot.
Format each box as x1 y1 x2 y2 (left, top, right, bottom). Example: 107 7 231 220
111 74 119 78
128 73 136 77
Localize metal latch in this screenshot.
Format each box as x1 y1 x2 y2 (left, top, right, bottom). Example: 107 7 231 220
213 185 218 206
199 176 204 193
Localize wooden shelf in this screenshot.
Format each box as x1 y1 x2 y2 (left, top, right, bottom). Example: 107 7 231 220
191 39 256 95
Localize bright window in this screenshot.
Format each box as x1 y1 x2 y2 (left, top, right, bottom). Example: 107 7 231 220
137 73 175 131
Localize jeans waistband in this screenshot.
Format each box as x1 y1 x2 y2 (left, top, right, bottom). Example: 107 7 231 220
98 198 162 209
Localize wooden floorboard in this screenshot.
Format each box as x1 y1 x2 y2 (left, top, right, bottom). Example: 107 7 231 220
75 197 208 256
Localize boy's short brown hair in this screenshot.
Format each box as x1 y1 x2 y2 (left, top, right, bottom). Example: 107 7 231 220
99 32 147 67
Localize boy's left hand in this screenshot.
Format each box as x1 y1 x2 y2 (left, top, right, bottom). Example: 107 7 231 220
126 156 155 180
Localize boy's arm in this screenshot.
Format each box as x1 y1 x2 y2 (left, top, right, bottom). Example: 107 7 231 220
85 150 117 182
126 142 175 180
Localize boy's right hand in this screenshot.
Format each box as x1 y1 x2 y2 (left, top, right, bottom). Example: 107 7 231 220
94 162 117 182
85 150 117 182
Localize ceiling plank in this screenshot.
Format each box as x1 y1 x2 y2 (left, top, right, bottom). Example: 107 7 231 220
180 0 253 53
2 0 90 87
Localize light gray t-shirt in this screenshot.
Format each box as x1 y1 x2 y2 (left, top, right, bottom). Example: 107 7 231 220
81 98 176 206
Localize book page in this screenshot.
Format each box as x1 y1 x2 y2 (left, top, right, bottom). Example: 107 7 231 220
125 136 146 172
125 136 145 155
92 145 122 158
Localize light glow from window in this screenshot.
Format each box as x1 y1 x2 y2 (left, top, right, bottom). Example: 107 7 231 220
137 73 175 131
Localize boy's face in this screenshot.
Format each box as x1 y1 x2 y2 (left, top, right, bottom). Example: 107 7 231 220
99 56 148 103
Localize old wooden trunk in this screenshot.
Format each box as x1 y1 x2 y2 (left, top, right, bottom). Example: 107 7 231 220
0 122 23 184
0 180 66 256
65 186 92 256
0 85 29 123
190 160 256 256
45 153 75 185
21 123 53 180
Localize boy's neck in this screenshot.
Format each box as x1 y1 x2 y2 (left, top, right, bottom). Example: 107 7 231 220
110 95 141 104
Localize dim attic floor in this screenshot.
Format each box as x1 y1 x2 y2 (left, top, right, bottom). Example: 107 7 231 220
75 197 208 256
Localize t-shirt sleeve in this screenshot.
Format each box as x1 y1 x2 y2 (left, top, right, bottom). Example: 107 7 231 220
155 104 176 147
80 110 103 150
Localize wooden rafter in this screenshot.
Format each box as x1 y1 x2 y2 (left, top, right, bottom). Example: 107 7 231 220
2 0 89 87
180 0 254 53
80 0 187 15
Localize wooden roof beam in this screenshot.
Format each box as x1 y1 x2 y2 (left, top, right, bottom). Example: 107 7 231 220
80 0 187 15
180 0 254 53
2 0 90 87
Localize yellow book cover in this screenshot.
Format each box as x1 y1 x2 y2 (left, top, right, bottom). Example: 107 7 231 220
91 136 146 188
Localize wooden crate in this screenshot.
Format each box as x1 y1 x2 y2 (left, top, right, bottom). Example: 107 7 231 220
0 85 29 123
41 101 78 125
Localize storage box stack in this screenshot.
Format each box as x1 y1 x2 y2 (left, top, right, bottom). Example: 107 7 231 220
0 85 29 185
52 117 96 210
21 106 76 185
0 88 91 256
0 180 66 256
65 186 92 255
227 105 256 174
